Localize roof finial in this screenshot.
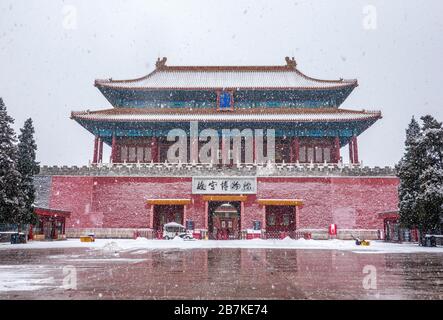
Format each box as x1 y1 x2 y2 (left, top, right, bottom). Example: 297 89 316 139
156 57 167 69
285 56 297 68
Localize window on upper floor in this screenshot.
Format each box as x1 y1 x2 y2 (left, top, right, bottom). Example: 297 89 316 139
299 146 306 162
267 214 275 226
323 148 331 163
128 147 137 162
144 147 151 162
307 147 314 162
121 146 128 162
298 144 333 163
315 146 322 162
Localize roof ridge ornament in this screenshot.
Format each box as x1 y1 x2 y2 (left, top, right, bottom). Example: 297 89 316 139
285 56 297 69
156 57 167 69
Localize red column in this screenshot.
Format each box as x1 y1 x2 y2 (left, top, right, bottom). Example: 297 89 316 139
29 225 33 240
295 205 300 230
252 136 256 163
111 135 117 163
349 138 354 164
294 137 300 163
93 136 99 164
290 137 300 163
353 136 359 164
151 137 159 162
98 138 103 163
204 201 209 230
148 205 154 229
240 201 244 231
261 205 266 232
334 136 340 163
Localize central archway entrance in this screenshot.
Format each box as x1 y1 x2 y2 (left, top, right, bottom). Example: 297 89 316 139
208 202 241 240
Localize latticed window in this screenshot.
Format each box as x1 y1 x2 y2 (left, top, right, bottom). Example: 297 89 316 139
136 147 144 162
128 147 137 162
298 145 333 163
307 147 314 162
315 146 322 162
144 147 151 162
283 214 291 226
299 146 306 162
121 146 128 162
267 214 276 226
323 148 331 163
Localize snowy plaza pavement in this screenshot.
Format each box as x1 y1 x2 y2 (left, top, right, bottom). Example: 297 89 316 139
0 238 442 299
1 237 443 254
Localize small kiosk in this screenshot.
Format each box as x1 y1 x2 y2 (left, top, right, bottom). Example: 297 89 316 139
32 208 71 241
378 210 418 242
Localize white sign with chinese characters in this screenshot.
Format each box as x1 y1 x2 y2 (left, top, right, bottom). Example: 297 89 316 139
192 177 257 194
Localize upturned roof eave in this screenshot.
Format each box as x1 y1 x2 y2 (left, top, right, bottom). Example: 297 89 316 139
93 58 359 91
94 81 358 92
71 113 382 124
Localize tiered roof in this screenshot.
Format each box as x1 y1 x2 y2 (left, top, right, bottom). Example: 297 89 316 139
95 57 357 91
72 107 381 123
71 57 380 141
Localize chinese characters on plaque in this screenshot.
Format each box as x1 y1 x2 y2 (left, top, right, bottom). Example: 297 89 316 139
192 177 257 194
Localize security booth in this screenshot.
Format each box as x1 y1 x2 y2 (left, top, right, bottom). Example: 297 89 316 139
32 208 71 241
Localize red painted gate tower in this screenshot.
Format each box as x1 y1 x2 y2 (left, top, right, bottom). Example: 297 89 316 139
36 57 399 240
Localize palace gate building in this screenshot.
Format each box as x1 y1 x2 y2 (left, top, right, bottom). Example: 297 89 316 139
35 57 399 239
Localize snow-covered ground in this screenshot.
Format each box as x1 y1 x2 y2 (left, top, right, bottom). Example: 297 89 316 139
0 265 56 292
0 238 442 296
1 237 443 254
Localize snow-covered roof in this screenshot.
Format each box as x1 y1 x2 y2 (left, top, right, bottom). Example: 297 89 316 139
163 222 185 228
94 57 357 90
71 108 381 123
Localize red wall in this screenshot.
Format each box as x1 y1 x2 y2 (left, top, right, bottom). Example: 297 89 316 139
49 176 398 230
256 177 399 230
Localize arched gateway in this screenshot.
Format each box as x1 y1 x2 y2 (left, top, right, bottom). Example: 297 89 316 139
208 202 241 240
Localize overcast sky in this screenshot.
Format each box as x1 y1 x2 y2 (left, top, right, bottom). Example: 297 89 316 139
1 0 443 167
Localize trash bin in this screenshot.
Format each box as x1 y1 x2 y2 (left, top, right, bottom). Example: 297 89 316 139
10 233 19 244
18 233 27 244
253 221 261 231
